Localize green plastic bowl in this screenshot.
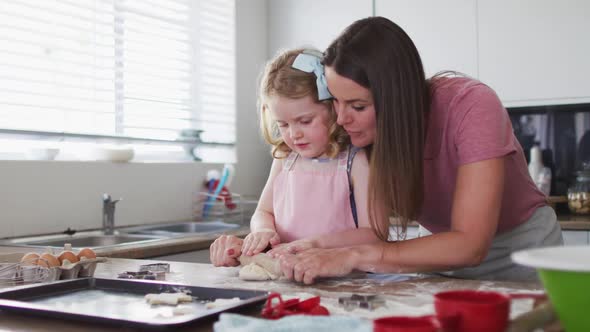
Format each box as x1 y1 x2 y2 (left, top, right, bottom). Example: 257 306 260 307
512 246 590 332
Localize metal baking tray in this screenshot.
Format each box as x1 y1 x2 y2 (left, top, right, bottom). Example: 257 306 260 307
0 277 268 329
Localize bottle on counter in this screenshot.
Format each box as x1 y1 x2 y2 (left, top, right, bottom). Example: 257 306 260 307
528 145 551 196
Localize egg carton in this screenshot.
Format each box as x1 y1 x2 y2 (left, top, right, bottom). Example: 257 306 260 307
45 257 108 281
0 254 108 285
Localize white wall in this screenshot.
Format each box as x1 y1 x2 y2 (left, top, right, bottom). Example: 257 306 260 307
0 161 217 238
376 0 478 78
234 0 272 199
0 0 271 239
268 0 373 54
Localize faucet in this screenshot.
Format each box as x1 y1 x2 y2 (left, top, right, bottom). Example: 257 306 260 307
102 193 121 235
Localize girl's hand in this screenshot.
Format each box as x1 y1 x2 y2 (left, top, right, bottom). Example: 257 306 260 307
242 230 281 256
209 235 243 267
277 248 356 284
267 238 316 257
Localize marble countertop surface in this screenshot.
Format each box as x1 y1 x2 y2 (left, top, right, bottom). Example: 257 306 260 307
0 256 546 331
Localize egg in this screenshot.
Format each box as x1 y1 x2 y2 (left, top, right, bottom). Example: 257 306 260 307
36 258 50 268
39 253 60 268
58 251 79 266
77 248 97 260
20 252 39 266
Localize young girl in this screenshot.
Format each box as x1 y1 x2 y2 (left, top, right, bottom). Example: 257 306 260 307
209 49 378 267
275 17 563 284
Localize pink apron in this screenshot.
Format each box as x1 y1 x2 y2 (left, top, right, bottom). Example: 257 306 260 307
272 150 357 243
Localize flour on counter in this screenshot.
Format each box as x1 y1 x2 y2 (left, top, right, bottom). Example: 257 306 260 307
280 291 433 319
166 266 239 284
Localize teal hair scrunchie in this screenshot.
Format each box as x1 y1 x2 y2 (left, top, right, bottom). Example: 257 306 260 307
291 53 333 101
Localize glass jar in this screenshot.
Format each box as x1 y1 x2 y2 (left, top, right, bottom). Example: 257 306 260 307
568 169 590 215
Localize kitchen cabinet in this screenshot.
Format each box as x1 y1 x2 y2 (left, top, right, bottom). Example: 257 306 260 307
268 0 372 54
562 230 590 245
478 0 590 107
152 249 211 264
375 0 590 107
375 0 478 78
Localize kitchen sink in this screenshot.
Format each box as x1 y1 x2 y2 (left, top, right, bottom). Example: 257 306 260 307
1 234 165 249
123 221 240 236
0 221 241 250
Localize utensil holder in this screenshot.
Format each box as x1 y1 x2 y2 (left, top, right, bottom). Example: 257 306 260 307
193 191 243 224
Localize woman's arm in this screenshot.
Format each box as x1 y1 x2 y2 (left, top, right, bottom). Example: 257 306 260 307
271 227 378 257
357 157 504 273
278 157 505 283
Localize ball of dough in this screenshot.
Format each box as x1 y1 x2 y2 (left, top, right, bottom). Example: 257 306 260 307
238 263 278 281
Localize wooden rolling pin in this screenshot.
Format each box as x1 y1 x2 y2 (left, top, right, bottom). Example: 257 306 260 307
507 301 562 332
238 253 282 277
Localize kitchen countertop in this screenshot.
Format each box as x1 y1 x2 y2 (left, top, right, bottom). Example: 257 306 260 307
557 214 590 230
0 257 547 331
399 217 590 231
0 226 251 259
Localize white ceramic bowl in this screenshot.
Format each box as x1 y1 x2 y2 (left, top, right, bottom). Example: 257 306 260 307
512 245 590 272
92 147 134 162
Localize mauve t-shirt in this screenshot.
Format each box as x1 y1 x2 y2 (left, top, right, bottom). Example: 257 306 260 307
418 77 547 234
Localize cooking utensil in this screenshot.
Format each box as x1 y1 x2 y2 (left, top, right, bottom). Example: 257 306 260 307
338 294 386 311
507 300 560 332
0 278 268 329
139 263 170 273
203 164 231 218
261 293 329 319
118 270 164 280
434 290 545 332
375 290 545 332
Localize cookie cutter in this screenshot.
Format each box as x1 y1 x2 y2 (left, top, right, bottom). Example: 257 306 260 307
117 270 164 280
139 263 170 273
338 294 386 311
261 293 329 319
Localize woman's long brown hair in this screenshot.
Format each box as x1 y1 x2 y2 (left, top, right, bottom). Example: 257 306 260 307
323 17 430 240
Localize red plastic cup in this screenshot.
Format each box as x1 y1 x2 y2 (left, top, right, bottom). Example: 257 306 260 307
373 316 440 332
434 290 544 332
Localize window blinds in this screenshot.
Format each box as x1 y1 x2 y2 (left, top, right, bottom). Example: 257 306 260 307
0 0 235 146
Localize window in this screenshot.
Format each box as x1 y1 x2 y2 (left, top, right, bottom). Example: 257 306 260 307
0 0 235 162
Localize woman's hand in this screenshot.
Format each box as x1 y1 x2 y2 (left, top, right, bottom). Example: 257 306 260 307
242 230 281 256
267 238 316 257
209 235 243 267
277 248 357 284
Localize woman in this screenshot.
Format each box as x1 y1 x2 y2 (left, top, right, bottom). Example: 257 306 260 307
272 16 563 284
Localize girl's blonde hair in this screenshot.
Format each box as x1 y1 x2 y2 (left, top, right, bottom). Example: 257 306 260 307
258 48 349 159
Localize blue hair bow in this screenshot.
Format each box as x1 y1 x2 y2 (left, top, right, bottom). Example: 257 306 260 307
292 53 333 101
